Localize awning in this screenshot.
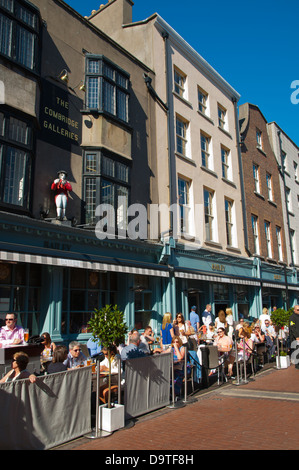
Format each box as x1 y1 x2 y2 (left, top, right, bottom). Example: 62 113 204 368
174 270 260 287
262 282 299 291
0 250 169 278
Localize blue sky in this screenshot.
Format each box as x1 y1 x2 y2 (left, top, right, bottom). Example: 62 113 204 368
65 0 299 145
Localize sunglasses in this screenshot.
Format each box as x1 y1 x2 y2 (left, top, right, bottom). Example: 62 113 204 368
73 349 81 352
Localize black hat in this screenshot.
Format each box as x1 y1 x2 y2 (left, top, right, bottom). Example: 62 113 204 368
57 170 67 177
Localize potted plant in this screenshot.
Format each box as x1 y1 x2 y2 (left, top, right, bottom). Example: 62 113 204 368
270 307 292 368
88 304 128 432
278 350 290 368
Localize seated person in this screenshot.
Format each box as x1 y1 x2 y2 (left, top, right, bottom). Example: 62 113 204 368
99 345 122 399
251 325 265 344
162 336 185 397
63 341 87 369
121 332 146 362
0 352 31 383
87 336 102 358
213 327 235 378
205 323 216 343
236 326 254 360
0 313 24 346
47 345 68 374
140 326 155 355
262 320 277 358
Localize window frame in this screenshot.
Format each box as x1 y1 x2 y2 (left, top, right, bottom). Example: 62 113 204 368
0 108 34 211
225 198 234 247
201 132 211 169
85 55 130 124
197 86 208 115
251 214 260 255
253 163 260 193
176 115 189 158
204 188 215 242
173 66 187 99
264 220 272 258
83 149 131 228
178 177 191 235
0 0 41 74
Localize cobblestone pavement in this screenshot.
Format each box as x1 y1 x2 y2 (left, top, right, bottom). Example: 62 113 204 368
54 364 299 452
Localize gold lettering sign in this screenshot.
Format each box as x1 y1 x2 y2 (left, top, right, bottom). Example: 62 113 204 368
274 274 281 280
212 264 225 272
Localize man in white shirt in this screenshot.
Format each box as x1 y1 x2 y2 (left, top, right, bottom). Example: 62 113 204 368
259 308 271 330
263 320 276 359
140 326 155 355
201 304 213 327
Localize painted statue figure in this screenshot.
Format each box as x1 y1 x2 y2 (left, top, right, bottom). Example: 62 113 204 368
51 170 72 220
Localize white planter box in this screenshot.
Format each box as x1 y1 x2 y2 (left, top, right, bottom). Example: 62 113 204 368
276 355 290 369
99 404 125 433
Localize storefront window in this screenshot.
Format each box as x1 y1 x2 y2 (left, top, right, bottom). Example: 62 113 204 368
0 262 41 334
62 269 118 337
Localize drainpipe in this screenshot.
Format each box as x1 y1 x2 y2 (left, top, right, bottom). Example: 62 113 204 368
277 130 294 268
277 130 292 310
232 98 251 258
162 30 176 237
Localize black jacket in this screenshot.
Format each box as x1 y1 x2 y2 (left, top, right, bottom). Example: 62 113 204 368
289 313 299 342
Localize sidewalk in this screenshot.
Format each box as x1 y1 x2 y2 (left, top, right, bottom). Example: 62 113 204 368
55 364 299 451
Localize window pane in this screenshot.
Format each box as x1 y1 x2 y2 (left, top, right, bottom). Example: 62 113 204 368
87 77 99 109
16 25 35 70
88 59 99 74
101 178 114 205
117 89 128 121
85 153 97 173
3 147 29 206
16 4 37 29
102 156 114 178
0 13 12 57
0 0 13 12
9 117 29 145
116 161 129 183
103 79 115 115
85 178 97 224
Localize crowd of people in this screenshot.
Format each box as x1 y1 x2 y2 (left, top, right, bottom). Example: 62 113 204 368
1 304 298 397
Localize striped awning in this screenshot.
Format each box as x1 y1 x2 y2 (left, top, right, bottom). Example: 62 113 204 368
174 270 260 286
0 250 170 278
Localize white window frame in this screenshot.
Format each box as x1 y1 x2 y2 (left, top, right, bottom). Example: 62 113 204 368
197 86 208 115
256 129 262 149
276 226 283 262
266 173 273 201
264 221 272 258
174 67 187 99
253 164 260 193
204 188 215 242
218 104 227 131
178 177 192 235
221 146 231 180
251 214 260 255
225 198 235 247
176 115 189 158
201 132 212 169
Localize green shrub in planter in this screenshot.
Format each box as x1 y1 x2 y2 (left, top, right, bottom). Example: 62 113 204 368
88 305 128 409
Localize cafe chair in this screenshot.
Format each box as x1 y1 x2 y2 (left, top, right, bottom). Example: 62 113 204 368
239 345 256 378
255 342 268 367
205 345 227 386
100 385 119 404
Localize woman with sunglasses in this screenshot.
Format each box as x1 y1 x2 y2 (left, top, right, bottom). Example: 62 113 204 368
0 352 31 383
40 332 56 373
163 336 185 397
173 313 191 346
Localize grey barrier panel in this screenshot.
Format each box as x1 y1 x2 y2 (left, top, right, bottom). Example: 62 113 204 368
0 367 92 450
124 353 171 419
